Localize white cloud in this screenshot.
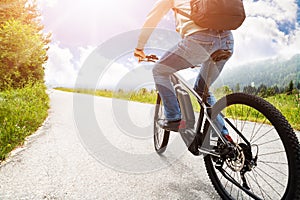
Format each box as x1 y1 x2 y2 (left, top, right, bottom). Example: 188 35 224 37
76 46 96 70
43 0 300 88
244 0 297 22
97 62 130 90
45 43 96 88
226 0 300 66
279 27 300 59
44 43 78 87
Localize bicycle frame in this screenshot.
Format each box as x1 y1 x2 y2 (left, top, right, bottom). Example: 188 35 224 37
171 72 230 156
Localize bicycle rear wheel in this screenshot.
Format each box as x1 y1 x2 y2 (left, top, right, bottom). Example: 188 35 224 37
153 93 170 154
204 93 300 200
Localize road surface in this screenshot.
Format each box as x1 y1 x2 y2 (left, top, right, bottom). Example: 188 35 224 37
1 90 299 199
0 90 220 199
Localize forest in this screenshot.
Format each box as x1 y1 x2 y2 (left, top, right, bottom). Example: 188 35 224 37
215 54 300 95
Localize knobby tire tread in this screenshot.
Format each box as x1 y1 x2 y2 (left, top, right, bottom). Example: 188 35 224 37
204 93 300 200
154 94 170 154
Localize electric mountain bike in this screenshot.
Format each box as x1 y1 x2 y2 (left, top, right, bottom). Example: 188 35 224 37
141 51 300 200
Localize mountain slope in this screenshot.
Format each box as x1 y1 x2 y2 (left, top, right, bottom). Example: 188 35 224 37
215 54 300 89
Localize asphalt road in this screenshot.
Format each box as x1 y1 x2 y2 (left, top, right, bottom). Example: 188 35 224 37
0 90 220 200
0 90 299 199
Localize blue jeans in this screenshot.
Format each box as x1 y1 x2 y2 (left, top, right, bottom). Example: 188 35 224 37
152 29 234 135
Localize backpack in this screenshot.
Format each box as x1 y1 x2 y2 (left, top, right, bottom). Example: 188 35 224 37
173 0 246 30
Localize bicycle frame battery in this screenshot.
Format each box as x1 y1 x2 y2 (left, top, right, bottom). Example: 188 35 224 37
175 85 195 129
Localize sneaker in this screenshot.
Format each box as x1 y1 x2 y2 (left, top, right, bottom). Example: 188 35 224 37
224 134 234 143
157 119 181 132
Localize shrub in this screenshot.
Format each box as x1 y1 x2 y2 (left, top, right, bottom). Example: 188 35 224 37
0 82 49 160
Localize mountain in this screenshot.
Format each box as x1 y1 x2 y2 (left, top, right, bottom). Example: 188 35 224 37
214 54 300 89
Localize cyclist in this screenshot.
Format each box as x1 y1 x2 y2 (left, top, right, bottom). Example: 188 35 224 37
134 0 234 155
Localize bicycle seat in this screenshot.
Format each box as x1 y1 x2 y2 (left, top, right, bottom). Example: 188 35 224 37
211 50 232 62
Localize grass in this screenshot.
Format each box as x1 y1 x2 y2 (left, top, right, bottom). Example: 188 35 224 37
266 94 300 130
0 82 49 161
55 87 300 131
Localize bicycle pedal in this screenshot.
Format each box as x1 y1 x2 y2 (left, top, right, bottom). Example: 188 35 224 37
157 119 181 132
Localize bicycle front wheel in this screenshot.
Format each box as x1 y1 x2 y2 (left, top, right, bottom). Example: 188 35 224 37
204 93 300 200
153 93 170 154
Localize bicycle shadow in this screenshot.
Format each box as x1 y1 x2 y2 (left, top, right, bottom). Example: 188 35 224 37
155 159 220 199
153 147 221 200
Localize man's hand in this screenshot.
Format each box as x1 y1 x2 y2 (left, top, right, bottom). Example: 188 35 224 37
134 48 146 62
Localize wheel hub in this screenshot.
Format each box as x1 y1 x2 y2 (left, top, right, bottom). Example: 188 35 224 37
225 144 245 172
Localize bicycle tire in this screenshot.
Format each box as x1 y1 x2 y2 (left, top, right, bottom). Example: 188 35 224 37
153 93 170 154
204 93 300 200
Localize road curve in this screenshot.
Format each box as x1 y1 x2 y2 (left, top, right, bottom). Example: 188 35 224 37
0 90 220 200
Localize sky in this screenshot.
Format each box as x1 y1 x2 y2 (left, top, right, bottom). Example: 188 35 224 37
37 0 300 88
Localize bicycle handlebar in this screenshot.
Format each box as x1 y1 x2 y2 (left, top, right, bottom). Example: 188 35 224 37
135 54 199 69
134 54 159 63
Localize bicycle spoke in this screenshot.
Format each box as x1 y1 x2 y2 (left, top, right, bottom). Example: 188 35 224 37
248 171 270 199
255 167 285 188
250 118 267 143
246 176 254 200
250 111 259 142
251 126 275 144
248 171 272 199
252 168 283 197
255 137 281 146
259 150 286 157
221 165 232 191
258 159 288 176
241 105 251 132
257 159 287 165
228 170 236 197
236 173 242 199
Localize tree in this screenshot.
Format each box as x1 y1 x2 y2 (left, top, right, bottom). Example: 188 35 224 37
0 0 50 90
286 80 294 95
257 84 268 97
272 85 280 94
0 0 40 28
243 85 257 95
235 83 240 92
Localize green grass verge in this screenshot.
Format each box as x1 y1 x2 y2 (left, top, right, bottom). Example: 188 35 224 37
266 94 300 130
0 82 49 160
55 87 300 131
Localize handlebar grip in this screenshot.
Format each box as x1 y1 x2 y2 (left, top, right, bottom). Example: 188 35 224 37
146 55 158 60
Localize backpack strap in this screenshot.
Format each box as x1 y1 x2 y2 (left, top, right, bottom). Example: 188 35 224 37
172 7 191 19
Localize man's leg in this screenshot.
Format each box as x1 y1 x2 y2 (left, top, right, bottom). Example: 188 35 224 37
152 41 195 126
194 59 229 135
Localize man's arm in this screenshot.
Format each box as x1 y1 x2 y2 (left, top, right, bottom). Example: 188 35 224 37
136 0 173 51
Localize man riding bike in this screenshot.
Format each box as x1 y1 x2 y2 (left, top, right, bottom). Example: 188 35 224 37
134 0 234 155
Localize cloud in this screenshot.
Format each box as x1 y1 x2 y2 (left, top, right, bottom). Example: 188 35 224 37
280 27 300 58
76 46 96 70
42 0 300 88
97 62 130 90
44 43 95 88
245 0 297 22
225 0 300 66
44 43 134 89
44 43 77 87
